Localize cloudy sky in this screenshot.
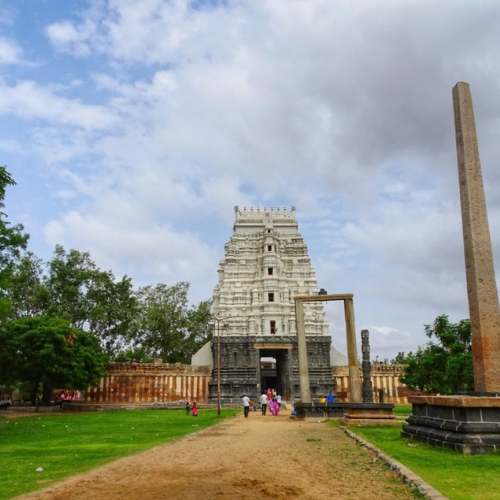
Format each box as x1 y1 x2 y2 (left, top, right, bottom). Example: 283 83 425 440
2 0 500 361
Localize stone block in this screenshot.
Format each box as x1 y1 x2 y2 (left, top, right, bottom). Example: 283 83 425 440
481 407 500 423
403 398 500 454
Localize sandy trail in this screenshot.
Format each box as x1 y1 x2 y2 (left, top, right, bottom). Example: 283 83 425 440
16 409 415 500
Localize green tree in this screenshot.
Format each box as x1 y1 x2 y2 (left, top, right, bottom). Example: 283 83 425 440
43 245 138 354
390 351 412 364
5 252 48 318
113 347 154 363
401 314 473 394
0 316 107 403
4 246 138 355
132 282 212 363
0 166 29 321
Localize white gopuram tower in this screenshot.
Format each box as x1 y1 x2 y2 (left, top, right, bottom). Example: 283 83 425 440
208 206 335 402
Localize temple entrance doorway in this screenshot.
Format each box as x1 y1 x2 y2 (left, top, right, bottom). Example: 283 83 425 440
259 349 290 400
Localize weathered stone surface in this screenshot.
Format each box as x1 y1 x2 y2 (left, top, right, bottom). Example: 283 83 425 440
408 395 500 408
453 81 500 392
403 398 500 454
361 330 374 403
208 335 333 402
295 402 394 421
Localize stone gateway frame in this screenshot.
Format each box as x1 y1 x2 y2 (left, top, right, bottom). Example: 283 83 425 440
294 293 361 403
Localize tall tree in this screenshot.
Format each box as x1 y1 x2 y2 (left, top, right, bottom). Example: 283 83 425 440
0 316 107 403
4 246 138 355
5 252 48 318
132 282 212 363
0 166 29 321
401 314 473 394
44 245 138 354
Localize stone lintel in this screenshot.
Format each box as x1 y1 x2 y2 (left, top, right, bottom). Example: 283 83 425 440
253 343 294 350
294 293 353 302
409 395 500 408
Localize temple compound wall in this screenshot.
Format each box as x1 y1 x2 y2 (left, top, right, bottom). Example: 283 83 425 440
85 363 211 404
84 362 410 404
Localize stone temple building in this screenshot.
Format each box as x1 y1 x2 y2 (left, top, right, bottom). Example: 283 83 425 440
192 206 346 403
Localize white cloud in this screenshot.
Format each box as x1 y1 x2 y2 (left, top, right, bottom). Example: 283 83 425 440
3 0 500 358
45 19 96 57
44 209 219 301
0 36 23 64
0 81 118 129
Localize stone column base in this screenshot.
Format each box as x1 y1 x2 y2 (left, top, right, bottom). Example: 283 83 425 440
402 395 500 454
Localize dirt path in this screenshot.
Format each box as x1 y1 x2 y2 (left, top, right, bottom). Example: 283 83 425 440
17 409 415 500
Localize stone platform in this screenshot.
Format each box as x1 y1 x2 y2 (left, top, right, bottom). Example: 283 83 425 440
295 402 394 422
342 403 397 426
402 395 500 454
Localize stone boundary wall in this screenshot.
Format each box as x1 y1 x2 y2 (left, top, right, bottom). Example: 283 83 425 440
85 362 410 405
86 363 211 404
333 364 412 404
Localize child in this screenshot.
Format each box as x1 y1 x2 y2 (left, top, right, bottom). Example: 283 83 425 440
192 401 198 417
186 401 191 415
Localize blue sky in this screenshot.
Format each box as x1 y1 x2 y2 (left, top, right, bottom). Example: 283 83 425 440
2 0 500 360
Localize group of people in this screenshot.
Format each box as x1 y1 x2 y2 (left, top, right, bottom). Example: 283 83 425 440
57 389 81 402
186 401 198 417
52 389 81 407
319 392 336 404
243 388 281 417
184 388 336 420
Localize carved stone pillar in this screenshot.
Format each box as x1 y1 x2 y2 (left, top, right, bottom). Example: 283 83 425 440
361 329 373 403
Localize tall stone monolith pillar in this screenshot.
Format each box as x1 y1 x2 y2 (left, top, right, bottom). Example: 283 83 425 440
402 83 500 454
453 81 500 393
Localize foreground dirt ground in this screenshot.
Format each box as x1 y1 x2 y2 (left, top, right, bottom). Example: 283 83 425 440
16 409 416 500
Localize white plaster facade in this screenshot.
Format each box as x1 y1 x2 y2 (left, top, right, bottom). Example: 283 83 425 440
212 206 330 339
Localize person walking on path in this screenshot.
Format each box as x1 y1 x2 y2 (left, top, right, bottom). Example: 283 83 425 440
270 397 280 416
259 392 268 415
192 402 198 417
276 394 282 408
242 394 250 418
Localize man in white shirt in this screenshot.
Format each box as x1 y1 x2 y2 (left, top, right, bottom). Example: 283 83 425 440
242 394 250 418
259 392 268 415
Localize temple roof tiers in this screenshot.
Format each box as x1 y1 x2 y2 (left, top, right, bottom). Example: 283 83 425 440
212 206 329 338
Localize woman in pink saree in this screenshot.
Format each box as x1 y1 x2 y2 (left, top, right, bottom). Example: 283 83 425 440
270 397 280 416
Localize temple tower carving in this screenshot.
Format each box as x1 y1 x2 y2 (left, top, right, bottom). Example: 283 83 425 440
208 206 334 402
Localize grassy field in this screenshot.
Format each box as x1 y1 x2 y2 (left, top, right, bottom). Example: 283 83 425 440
392 405 412 415
345 424 500 500
0 409 236 500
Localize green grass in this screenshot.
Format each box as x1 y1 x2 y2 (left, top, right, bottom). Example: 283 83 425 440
343 424 500 500
392 405 412 415
0 409 235 500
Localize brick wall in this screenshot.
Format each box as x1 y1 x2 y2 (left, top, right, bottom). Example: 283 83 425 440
86 362 211 404
333 364 414 403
